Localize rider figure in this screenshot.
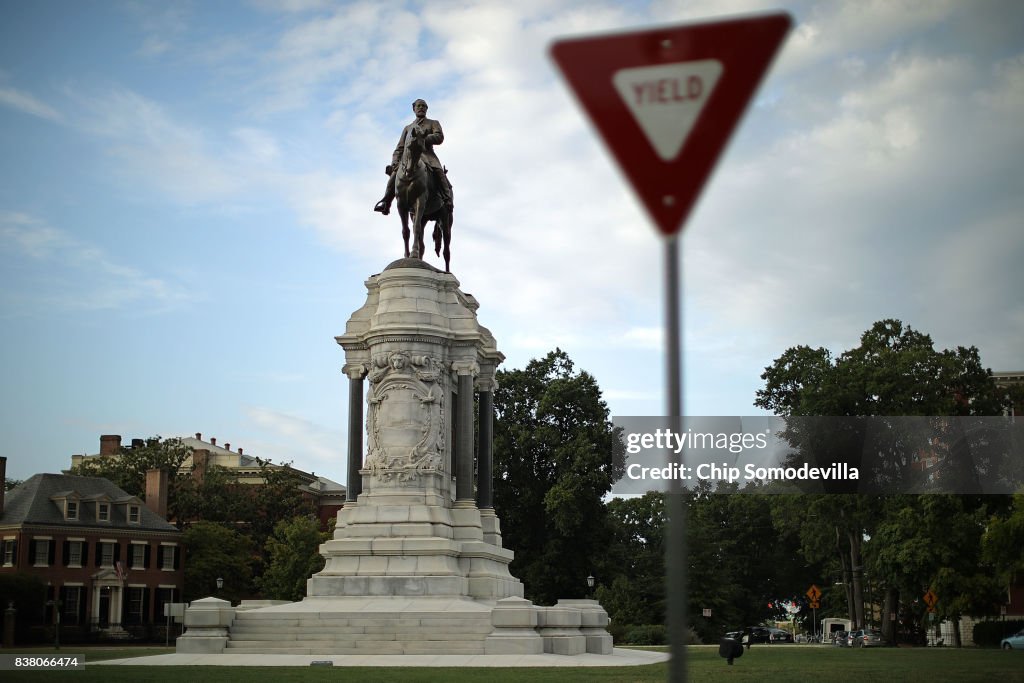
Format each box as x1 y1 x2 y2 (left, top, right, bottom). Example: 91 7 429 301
374 98 453 216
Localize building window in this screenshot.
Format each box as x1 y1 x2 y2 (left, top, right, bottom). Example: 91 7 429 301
161 545 176 571
66 501 78 520
126 587 146 625
154 587 176 624
98 503 110 522
61 586 82 625
128 505 140 523
33 539 50 567
101 542 114 567
131 543 146 570
2 540 15 567
67 541 83 567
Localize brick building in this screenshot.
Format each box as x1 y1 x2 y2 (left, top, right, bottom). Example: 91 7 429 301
71 433 346 528
0 457 184 636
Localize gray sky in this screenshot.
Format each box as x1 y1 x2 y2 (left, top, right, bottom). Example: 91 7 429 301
2 0 1022 484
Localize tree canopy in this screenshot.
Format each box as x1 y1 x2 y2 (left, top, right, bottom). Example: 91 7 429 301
257 515 329 601
492 348 624 605
755 319 1016 645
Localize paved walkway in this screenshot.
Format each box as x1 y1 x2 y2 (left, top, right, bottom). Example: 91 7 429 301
94 648 669 667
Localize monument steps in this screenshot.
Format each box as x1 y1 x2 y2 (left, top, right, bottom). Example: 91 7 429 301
225 608 492 654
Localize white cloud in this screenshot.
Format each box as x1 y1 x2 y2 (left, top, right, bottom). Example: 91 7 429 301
0 212 192 313
0 86 63 122
242 405 343 479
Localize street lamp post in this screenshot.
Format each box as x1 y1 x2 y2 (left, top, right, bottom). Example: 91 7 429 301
216 577 224 600
586 574 595 600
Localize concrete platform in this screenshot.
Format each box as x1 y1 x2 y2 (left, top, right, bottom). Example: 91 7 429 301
94 648 668 667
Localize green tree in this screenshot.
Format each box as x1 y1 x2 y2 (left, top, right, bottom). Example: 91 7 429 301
182 521 255 603
756 319 1012 643
687 482 816 640
492 349 624 604
257 515 329 601
67 435 191 504
983 493 1024 592
600 492 666 627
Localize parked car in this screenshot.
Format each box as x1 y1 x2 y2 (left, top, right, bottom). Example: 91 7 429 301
769 628 794 643
847 629 864 647
1002 628 1024 650
832 630 849 647
858 629 885 648
724 627 771 645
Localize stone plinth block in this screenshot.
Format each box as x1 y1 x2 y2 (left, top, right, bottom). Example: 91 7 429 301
177 597 236 654
557 599 613 654
484 597 543 655
536 606 586 655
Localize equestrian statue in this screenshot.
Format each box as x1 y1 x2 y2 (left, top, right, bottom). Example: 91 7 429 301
374 98 454 272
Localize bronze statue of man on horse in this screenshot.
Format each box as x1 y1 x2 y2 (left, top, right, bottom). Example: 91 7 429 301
374 99 454 272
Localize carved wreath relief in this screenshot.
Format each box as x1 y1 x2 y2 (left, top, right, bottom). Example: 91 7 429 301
364 351 446 483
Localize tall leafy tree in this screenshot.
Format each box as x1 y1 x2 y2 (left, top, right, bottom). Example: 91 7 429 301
983 493 1024 604
599 492 666 627
756 319 1012 641
492 349 624 604
182 521 255 603
257 515 329 601
67 435 192 504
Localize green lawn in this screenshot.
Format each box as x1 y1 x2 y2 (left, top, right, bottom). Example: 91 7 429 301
4 645 1023 682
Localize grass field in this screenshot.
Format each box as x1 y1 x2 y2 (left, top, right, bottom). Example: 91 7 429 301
4 645 1023 682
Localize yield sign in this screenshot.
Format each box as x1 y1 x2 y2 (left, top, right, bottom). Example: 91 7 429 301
551 13 791 236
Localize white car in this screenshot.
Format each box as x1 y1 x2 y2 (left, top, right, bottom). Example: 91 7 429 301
1002 628 1024 650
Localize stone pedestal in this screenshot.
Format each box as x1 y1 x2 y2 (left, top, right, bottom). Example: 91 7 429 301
309 259 521 603
176 598 235 653
190 258 614 657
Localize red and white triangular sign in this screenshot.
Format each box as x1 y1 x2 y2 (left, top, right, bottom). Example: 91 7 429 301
551 13 791 236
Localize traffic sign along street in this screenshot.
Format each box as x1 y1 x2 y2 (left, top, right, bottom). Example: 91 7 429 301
551 13 791 236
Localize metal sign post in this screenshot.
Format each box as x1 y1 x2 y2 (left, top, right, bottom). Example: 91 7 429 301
551 14 792 681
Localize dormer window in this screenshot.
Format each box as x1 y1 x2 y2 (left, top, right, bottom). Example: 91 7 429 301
66 500 79 520
97 503 110 522
128 505 140 524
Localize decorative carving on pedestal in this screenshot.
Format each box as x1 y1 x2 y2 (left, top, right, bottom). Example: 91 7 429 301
364 351 446 483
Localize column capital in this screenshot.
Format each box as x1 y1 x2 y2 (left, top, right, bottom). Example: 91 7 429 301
475 376 498 392
451 360 480 377
342 362 368 380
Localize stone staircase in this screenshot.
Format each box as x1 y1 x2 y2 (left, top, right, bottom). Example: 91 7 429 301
224 603 493 655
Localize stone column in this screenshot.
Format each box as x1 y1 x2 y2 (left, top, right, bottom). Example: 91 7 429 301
476 377 495 509
344 363 367 504
454 361 478 503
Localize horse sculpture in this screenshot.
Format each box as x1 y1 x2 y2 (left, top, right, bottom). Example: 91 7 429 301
394 127 453 272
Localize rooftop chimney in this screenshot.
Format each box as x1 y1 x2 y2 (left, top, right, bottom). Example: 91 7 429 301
224 443 230 451
100 434 122 456
0 456 6 516
145 468 169 519
238 447 243 455
192 449 210 486
195 432 202 441
210 437 216 446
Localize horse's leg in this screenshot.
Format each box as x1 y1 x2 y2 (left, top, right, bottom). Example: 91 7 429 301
442 216 451 273
433 222 441 256
414 210 426 259
412 185 428 259
398 204 410 258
